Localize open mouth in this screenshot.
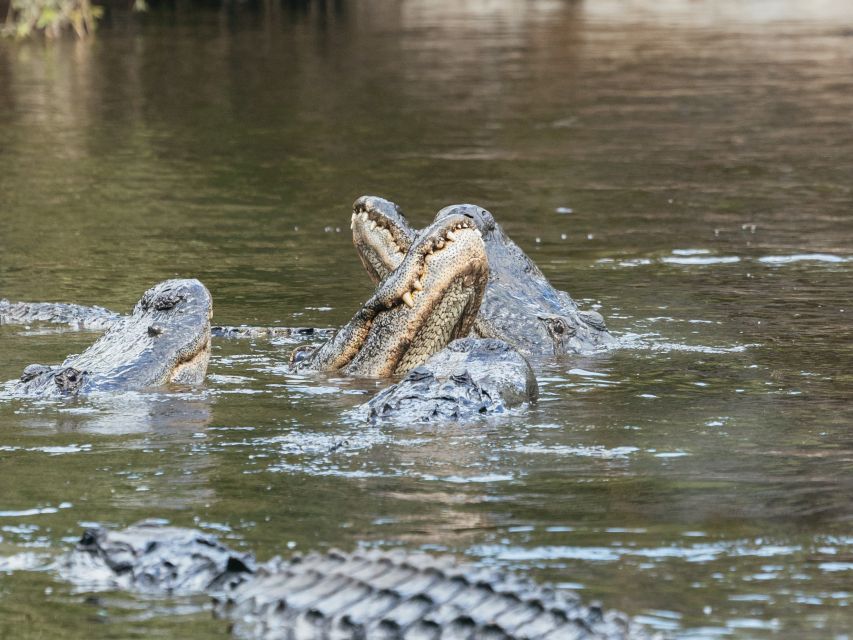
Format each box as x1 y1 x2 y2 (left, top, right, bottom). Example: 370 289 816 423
351 196 417 282
374 214 483 310
305 213 488 377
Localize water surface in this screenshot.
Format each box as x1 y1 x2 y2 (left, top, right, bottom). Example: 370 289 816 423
1 1 853 637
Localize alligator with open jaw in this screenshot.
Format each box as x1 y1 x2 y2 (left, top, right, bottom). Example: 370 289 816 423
352 196 614 357
8 279 212 397
58 522 650 640
292 213 489 377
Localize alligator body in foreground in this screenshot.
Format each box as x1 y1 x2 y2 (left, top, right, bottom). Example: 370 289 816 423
7 279 212 397
360 337 538 423
351 196 614 357
58 522 651 640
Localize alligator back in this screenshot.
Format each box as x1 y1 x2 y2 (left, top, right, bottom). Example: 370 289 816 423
216 548 639 640
59 524 650 640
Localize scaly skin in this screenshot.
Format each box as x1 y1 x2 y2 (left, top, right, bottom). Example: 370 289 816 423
0 299 328 341
352 196 615 356
360 337 539 422
8 279 212 397
294 213 489 377
58 522 653 640
0 299 120 330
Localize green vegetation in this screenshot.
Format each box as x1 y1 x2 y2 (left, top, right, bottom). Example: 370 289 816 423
2 0 103 38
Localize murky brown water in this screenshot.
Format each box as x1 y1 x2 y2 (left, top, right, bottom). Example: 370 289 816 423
1 1 853 637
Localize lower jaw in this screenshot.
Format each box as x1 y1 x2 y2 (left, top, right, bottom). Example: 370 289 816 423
168 340 211 385
343 277 478 377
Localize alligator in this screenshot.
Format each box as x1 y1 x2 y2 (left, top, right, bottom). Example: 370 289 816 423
359 337 538 423
2 197 607 415
0 298 332 341
57 521 651 640
351 196 614 357
0 298 120 330
291 213 489 377
6 279 212 397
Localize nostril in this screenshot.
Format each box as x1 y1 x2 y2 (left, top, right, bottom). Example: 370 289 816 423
353 196 370 212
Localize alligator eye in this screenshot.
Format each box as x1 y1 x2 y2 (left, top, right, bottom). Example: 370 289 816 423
542 317 576 339
152 292 185 311
54 367 87 394
289 345 314 365
479 209 496 230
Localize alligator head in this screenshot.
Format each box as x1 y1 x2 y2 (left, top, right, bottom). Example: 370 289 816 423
294 213 488 377
361 337 538 423
14 279 213 396
351 195 614 356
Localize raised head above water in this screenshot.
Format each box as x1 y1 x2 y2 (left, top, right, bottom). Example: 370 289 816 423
352 195 614 356
295 213 488 377
12 279 213 396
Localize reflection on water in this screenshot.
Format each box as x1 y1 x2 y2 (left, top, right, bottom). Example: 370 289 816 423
5 390 212 435
2 0 853 637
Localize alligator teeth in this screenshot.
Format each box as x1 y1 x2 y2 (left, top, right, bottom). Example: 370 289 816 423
350 213 356 229
436 239 445 250
446 230 457 242
369 220 377 230
412 278 423 291
402 291 415 308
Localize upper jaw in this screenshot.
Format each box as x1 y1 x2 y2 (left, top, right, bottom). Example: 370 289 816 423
351 195 417 257
351 199 500 288
434 203 496 238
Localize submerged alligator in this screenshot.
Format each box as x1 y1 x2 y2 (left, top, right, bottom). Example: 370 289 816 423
0 299 121 331
58 522 650 640
6 279 212 397
351 196 613 356
0 298 334 340
361 337 538 423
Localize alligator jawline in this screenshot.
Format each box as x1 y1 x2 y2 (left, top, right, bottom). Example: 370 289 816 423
168 334 211 384
341 251 483 375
